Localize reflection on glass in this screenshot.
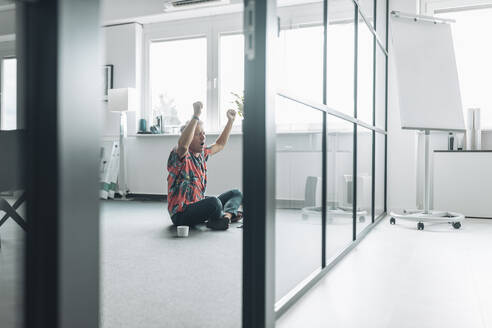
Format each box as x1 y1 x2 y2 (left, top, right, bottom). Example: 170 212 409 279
276 97 323 133
149 38 207 130
219 34 244 130
376 0 387 45
325 117 354 261
358 0 375 27
375 132 385 218
275 97 322 302
326 0 355 117
0 54 24 327
1 58 17 130
357 20 374 124
356 126 373 234
375 45 386 129
276 26 323 131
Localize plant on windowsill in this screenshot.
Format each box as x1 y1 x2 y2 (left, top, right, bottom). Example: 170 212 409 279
153 93 181 134
230 91 244 118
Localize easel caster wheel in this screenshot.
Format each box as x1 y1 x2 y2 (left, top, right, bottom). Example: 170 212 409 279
359 216 365 223
417 222 424 230
390 217 396 225
452 222 461 229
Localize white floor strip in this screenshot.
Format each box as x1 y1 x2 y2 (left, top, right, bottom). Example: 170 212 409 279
277 217 492 328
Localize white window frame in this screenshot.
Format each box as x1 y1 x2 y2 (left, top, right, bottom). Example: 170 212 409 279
143 13 243 133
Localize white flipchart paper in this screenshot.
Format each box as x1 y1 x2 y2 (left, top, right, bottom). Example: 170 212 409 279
391 17 465 131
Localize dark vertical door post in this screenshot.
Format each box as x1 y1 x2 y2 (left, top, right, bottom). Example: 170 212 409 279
353 8 359 241
242 0 277 327
321 0 328 268
19 0 102 327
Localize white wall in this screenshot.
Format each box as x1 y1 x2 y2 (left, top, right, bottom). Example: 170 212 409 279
387 0 420 210
103 23 143 137
122 134 243 196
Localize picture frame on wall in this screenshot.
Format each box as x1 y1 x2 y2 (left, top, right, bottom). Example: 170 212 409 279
103 64 114 101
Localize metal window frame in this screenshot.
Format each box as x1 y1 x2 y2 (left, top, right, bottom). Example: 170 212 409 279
269 0 390 321
242 0 277 327
19 0 102 327
352 0 388 55
371 0 377 224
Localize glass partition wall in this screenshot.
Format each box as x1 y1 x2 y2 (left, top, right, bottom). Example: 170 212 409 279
0 37 23 328
274 0 388 318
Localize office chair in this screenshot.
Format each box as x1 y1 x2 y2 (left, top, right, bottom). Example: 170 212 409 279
0 130 27 249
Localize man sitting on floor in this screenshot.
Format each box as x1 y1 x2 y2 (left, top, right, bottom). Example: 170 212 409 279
167 101 243 230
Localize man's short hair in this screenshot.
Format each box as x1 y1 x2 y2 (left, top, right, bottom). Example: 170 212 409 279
180 120 203 133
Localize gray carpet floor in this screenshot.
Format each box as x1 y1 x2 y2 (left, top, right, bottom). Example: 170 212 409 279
101 200 243 328
101 201 357 328
0 200 361 328
0 199 24 328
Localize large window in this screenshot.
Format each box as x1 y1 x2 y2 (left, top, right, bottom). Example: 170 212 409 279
1 57 17 130
149 37 207 131
357 19 374 124
436 7 492 128
326 19 355 117
219 34 244 130
276 26 324 131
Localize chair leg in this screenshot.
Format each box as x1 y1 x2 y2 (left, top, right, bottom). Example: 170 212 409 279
10 192 26 210
0 198 10 227
4 205 27 231
0 193 25 226
0 197 27 231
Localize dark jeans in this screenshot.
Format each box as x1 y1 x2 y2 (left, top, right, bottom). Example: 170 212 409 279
171 189 243 226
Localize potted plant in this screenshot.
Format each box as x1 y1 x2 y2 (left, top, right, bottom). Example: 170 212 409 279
230 91 244 118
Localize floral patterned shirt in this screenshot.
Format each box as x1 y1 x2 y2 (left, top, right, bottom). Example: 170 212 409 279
167 146 212 216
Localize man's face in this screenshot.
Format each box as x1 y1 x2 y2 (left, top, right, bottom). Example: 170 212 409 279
189 123 206 154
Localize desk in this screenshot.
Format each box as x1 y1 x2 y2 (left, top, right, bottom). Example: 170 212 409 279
433 150 492 218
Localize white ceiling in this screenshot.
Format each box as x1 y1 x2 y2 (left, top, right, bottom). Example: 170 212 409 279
101 0 322 25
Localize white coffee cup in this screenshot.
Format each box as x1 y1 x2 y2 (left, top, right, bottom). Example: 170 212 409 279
177 225 189 237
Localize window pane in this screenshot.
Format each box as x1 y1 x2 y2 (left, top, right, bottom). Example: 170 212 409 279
437 8 492 129
375 132 385 218
275 100 322 302
276 26 323 131
219 34 244 130
375 0 387 45
357 21 374 124
375 45 386 129
356 126 373 235
1 58 17 130
150 38 207 131
358 0 375 27
326 116 354 261
326 0 355 117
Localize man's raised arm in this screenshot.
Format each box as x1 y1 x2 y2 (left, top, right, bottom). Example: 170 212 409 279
210 109 236 155
177 101 202 159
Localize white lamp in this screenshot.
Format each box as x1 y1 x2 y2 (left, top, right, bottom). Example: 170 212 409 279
108 88 137 198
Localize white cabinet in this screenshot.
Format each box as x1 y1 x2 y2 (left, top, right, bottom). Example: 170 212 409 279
433 151 492 218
